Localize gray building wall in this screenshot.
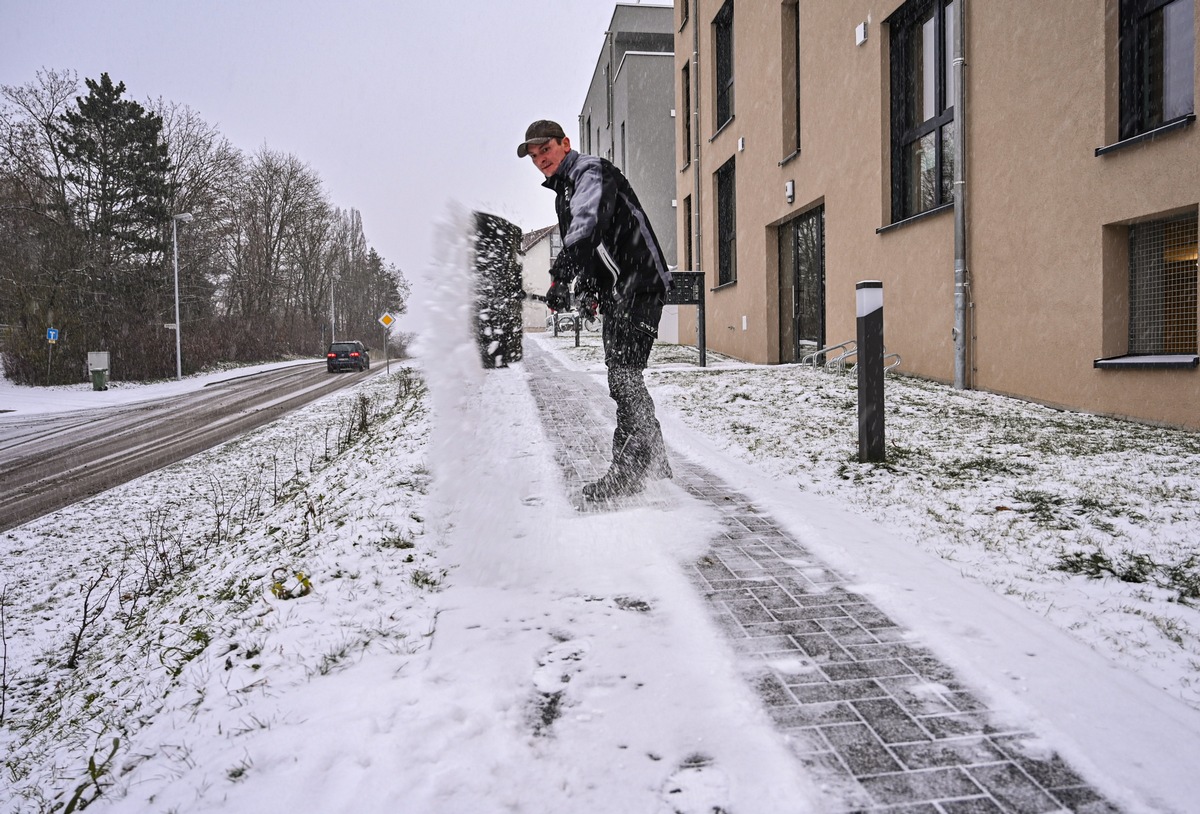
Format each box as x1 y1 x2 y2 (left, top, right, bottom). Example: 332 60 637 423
578 4 676 268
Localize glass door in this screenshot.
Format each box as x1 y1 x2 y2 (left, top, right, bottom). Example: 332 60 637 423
777 205 825 362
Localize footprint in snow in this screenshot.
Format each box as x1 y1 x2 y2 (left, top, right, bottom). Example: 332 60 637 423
529 638 589 736
533 639 589 694
658 754 732 814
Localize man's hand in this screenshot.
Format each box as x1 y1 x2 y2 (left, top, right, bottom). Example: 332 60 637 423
549 244 583 285
577 290 598 319
544 280 571 312
576 270 599 317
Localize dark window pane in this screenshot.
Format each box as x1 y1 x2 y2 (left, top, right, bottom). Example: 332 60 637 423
1162 0 1195 121
905 131 937 215
1121 0 1195 137
717 158 737 285
682 64 692 164
902 7 937 130
944 1 955 108
715 1 734 127
941 122 955 203
683 196 693 271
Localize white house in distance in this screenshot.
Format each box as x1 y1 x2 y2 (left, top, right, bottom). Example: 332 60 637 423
520 224 559 331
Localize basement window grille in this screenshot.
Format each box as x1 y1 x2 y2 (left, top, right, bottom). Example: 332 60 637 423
1129 212 1198 355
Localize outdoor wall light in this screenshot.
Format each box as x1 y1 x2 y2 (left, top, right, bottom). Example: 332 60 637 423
785 180 795 204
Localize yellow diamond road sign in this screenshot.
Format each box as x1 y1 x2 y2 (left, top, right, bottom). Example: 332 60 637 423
378 312 395 328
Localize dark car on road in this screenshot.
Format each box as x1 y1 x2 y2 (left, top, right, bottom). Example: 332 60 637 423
326 340 370 372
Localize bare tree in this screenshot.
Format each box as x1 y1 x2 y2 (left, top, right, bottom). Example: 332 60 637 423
223 148 326 324
0 69 83 383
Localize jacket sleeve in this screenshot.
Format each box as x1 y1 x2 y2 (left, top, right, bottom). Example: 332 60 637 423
562 155 615 255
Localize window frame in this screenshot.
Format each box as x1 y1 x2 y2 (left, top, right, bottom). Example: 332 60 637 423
888 0 956 222
683 194 694 273
1119 0 1196 141
714 0 735 130
715 156 737 287
781 0 801 158
681 61 692 166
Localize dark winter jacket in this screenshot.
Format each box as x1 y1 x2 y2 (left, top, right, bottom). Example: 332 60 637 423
542 150 671 308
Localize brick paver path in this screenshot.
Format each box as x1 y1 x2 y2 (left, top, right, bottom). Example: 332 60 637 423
523 340 1120 814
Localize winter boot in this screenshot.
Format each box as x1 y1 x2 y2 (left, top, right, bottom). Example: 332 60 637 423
583 466 646 500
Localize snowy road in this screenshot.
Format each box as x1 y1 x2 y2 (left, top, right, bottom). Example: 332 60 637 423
0 362 378 531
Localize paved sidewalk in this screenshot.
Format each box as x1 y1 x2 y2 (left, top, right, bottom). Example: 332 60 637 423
523 340 1120 814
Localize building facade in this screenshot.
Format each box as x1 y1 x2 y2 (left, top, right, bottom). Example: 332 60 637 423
675 0 1199 429
580 3 681 342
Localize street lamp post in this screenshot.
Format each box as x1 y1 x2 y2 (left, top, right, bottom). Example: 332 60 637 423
171 212 193 380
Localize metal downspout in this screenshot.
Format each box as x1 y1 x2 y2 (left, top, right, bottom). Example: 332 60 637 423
952 0 970 389
691 1 702 277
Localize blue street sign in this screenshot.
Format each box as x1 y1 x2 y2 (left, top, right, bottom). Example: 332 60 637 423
47 328 59 343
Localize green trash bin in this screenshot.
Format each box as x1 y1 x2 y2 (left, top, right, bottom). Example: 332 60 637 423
91 369 109 391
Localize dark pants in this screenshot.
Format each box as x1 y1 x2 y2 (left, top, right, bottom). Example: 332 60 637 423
601 294 667 480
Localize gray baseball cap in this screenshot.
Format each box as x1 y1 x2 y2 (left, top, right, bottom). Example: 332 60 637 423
517 120 566 158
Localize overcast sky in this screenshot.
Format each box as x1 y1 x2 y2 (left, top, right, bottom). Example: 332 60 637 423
0 0 662 276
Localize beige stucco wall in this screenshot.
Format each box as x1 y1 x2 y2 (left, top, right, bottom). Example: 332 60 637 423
676 0 1200 429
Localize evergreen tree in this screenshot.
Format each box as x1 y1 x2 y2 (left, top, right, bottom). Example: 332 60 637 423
53 73 176 378
57 72 172 262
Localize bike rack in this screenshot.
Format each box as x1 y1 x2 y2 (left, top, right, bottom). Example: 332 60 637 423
800 339 901 374
800 339 855 368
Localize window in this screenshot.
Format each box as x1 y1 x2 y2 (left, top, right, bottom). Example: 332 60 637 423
782 1 801 155
550 232 562 260
714 1 735 129
1120 0 1195 140
716 157 737 286
1129 213 1198 354
605 64 613 128
620 122 626 169
683 194 694 272
585 116 592 154
680 0 689 29
888 0 955 221
681 62 692 165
